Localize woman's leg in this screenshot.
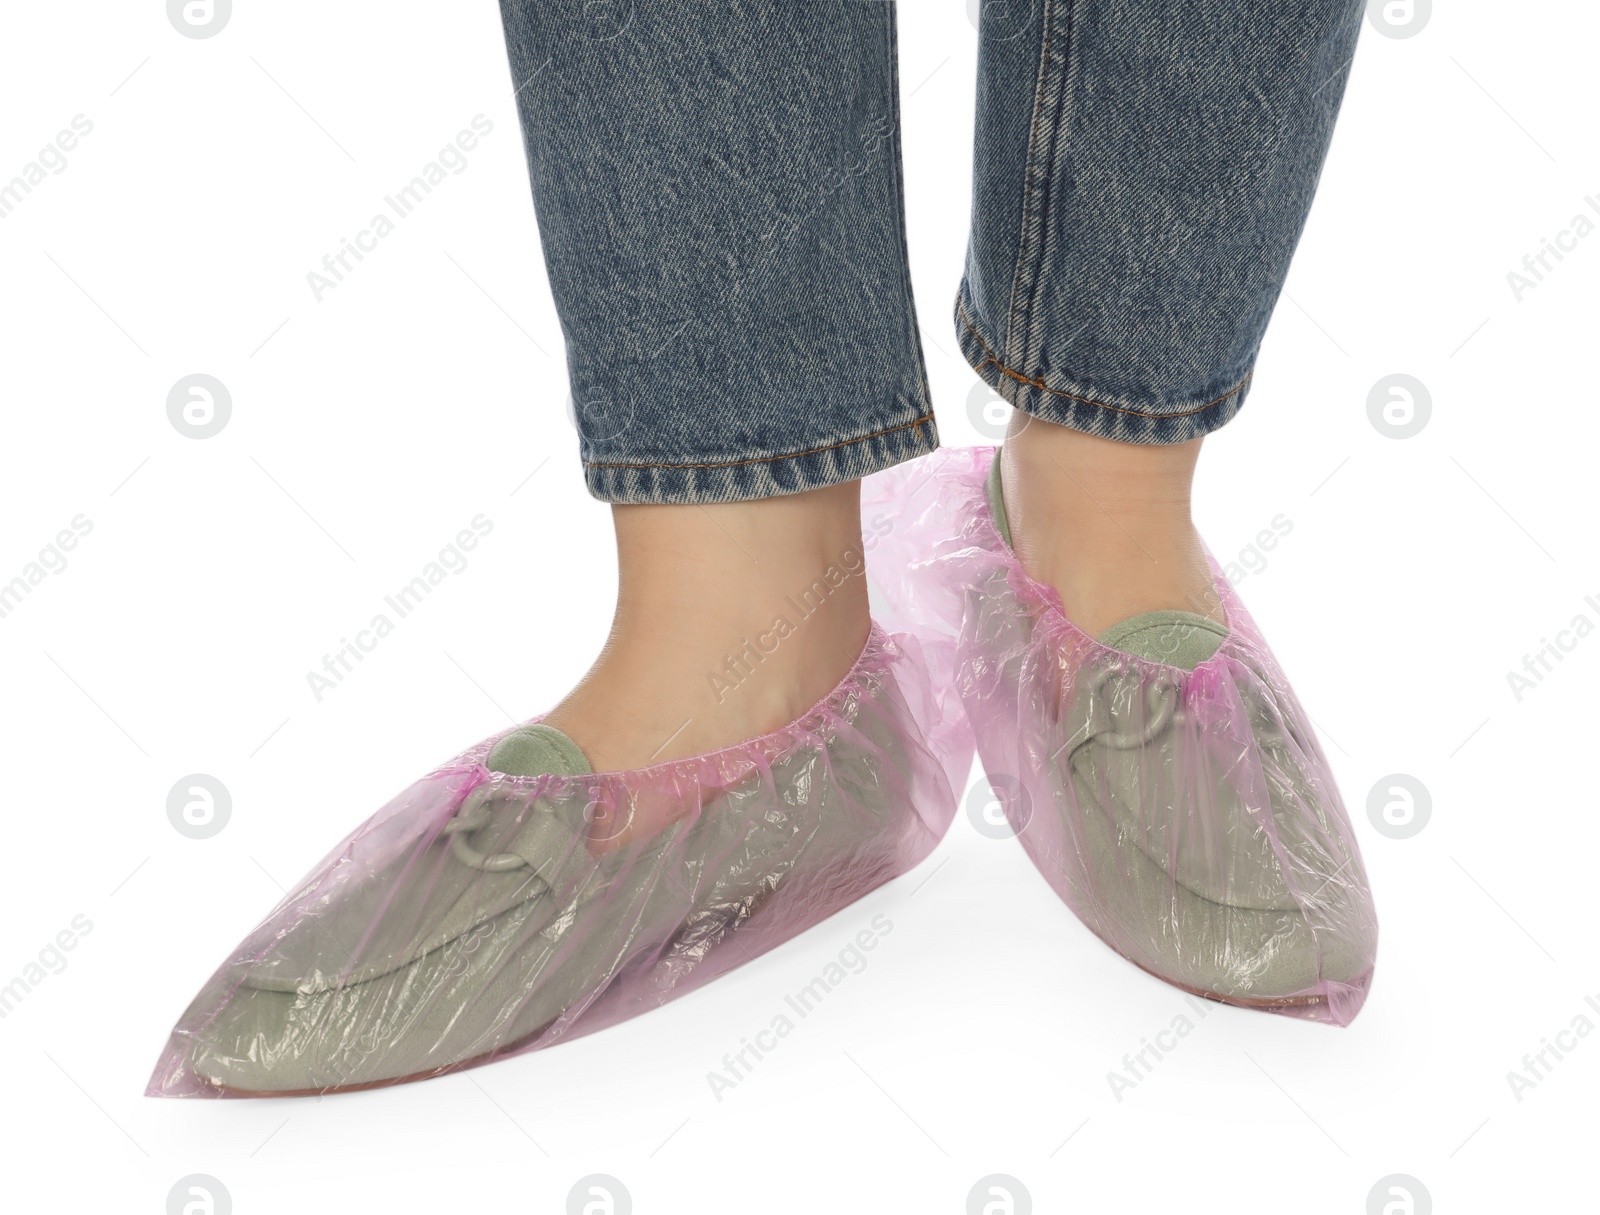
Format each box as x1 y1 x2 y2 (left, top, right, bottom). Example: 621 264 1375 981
964 0 1363 635
150 7 951 1098
496 1 931 769
921 0 1378 1017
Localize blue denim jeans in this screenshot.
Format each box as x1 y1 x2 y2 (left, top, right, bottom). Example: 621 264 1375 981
497 0 1362 503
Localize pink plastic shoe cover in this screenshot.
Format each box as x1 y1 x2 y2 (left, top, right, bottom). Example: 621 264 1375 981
864 446 1378 1025
147 624 971 1096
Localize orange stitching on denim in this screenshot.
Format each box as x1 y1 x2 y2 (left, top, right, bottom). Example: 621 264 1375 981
582 412 936 471
958 299 1251 421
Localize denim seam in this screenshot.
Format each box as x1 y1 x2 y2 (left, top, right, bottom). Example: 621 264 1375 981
1003 0 1074 367
958 297 1251 421
1002 0 1054 357
881 2 932 412
1018 0 1078 372
581 412 936 470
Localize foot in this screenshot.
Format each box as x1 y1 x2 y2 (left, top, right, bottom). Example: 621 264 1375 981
996 414 1224 644
146 482 968 1098
866 447 1379 1023
524 480 872 772
151 618 957 1096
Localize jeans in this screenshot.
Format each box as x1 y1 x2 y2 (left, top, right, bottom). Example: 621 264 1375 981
497 0 1363 504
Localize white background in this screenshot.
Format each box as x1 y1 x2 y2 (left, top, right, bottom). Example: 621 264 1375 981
1 1 1594 1211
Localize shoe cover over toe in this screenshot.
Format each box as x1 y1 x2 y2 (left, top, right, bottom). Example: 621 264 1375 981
147 626 970 1096
865 447 1377 1025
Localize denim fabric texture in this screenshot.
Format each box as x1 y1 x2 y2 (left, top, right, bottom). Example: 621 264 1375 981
498 1 933 503
961 0 1364 444
497 1 1363 501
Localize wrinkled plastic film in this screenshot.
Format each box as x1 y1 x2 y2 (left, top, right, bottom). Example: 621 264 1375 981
865 447 1377 1024
148 626 970 1096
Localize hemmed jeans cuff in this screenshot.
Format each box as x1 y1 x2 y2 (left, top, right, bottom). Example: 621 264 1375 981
583 410 940 504
955 289 1251 446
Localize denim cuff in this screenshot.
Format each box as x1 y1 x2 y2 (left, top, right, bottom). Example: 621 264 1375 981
583 408 939 504
955 287 1251 447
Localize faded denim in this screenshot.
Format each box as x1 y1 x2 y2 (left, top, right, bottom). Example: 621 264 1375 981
497 1 1362 502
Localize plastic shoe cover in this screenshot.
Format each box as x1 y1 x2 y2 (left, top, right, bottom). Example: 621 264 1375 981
147 625 969 1097
864 448 1378 1025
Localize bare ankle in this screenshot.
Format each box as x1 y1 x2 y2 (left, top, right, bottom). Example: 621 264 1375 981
546 481 872 770
998 415 1222 635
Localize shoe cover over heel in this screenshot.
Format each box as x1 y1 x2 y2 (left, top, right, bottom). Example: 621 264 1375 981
146 625 971 1097
865 447 1378 1025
